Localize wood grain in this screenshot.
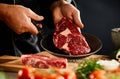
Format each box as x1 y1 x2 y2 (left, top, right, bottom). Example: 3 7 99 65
0 51 108 72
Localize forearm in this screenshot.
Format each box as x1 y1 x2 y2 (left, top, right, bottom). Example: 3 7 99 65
0 3 9 21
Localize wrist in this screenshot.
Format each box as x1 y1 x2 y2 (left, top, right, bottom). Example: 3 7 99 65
50 0 68 11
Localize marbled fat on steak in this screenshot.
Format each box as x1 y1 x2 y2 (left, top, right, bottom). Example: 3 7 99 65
21 54 67 68
53 17 91 55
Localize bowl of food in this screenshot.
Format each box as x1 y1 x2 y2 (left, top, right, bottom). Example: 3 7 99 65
40 33 102 58
111 28 120 49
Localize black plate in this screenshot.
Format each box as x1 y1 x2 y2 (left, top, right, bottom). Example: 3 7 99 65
40 33 102 58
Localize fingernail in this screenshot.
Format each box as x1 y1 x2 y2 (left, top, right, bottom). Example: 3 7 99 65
40 16 44 19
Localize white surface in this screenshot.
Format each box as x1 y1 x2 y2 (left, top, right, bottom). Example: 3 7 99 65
97 59 120 70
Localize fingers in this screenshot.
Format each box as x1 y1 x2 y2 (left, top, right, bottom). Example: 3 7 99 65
72 10 84 28
28 8 44 21
26 8 44 34
28 22 39 35
53 7 63 25
61 4 84 28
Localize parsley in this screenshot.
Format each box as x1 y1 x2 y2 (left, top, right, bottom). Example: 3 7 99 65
76 59 103 79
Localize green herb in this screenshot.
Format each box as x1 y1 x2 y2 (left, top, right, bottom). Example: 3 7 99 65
110 48 120 59
76 59 103 79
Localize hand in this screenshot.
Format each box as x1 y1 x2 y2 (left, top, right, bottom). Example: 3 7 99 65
51 0 84 28
0 4 44 34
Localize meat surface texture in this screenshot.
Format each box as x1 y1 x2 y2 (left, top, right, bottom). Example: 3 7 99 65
53 17 91 55
21 54 68 68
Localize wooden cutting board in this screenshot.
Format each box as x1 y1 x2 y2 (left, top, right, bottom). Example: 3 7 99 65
0 51 109 72
0 55 19 63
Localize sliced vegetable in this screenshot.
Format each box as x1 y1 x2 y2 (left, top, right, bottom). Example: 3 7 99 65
63 71 76 79
18 66 34 79
110 48 120 60
17 66 77 79
89 68 120 79
89 69 107 79
97 59 120 70
76 59 103 79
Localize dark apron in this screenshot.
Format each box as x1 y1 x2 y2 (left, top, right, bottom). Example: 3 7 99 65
0 0 76 56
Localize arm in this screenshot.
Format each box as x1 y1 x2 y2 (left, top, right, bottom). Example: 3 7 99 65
51 0 84 28
0 3 44 34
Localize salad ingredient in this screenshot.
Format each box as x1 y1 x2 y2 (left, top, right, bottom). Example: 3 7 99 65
89 68 120 79
97 59 120 70
18 66 77 79
110 48 120 60
76 59 103 79
89 69 107 79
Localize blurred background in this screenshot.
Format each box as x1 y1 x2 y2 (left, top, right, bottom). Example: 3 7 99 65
75 0 120 55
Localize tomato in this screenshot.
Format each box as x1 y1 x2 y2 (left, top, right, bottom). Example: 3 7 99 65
89 69 108 79
34 71 43 79
17 66 77 79
63 71 76 79
111 68 120 73
45 73 64 79
18 66 34 79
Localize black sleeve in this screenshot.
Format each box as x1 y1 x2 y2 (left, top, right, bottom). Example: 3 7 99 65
45 0 58 8
0 0 14 4
71 0 77 7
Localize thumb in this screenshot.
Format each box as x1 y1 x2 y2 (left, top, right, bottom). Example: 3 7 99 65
73 11 84 28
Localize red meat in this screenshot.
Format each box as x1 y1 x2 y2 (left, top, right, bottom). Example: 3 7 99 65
53 17 91 55
21 54 68 68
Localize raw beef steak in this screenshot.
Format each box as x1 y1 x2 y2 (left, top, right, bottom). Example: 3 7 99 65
53 17 91 55
21 54 67 68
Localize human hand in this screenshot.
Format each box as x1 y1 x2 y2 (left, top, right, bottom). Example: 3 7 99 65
0 4 44 34
51 0 83 28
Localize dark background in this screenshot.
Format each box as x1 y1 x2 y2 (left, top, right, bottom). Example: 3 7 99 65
75 0 120 55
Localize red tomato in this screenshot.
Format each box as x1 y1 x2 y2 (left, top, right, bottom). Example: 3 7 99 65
89 69 108 79
18 66 76 79
63 71 77 79
45 73 65 79
111 68 120 73
18 66 34 79
34 71 43 79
